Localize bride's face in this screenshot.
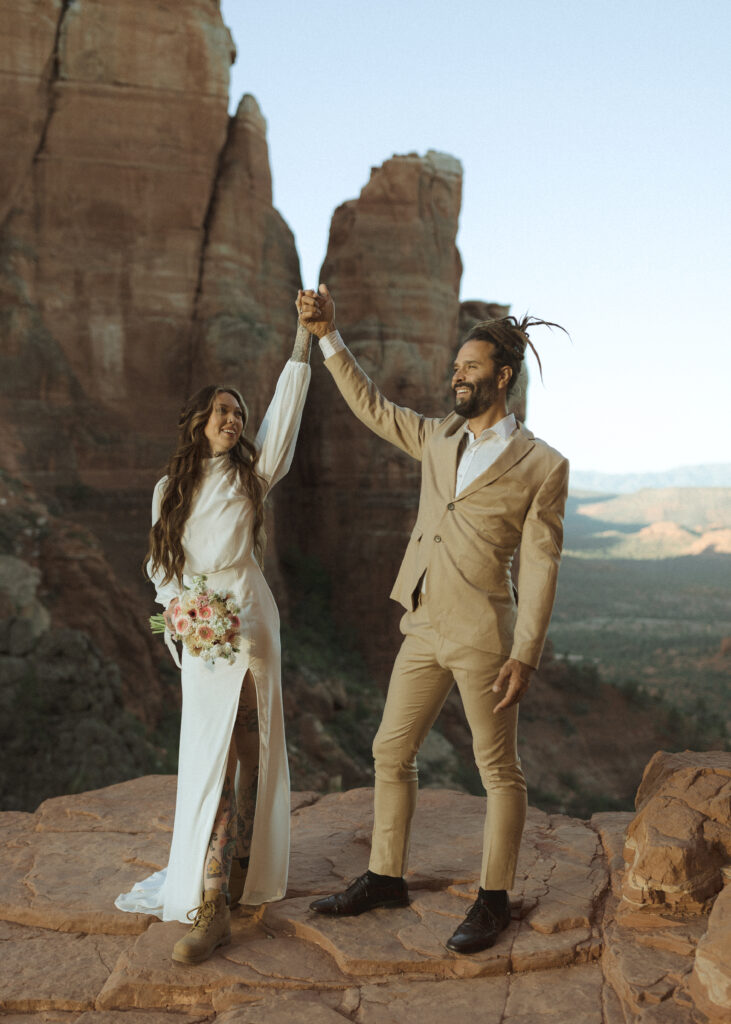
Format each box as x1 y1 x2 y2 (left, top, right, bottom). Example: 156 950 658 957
204 391 243 454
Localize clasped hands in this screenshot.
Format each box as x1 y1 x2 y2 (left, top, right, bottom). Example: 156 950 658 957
297 284 336 339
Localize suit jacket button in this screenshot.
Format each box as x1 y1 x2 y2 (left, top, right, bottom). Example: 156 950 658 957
434 535 442 542
447 502 455 510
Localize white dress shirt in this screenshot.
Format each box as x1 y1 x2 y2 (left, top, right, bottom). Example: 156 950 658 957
456 415 517 494
319 331 518 594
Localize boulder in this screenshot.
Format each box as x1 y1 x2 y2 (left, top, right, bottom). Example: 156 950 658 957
622 750 731 912
688 881 731 1023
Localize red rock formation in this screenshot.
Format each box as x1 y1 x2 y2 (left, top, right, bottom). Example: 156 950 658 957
0 0 60 227
1 1 301 496
196 93 300 423
281 151 465 672
689 883 731 1022
0 2 303 726
2 1 235 490
0 471 162 726
623 750 731 913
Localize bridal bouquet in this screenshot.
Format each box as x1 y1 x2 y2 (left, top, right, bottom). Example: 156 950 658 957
150 574 241 666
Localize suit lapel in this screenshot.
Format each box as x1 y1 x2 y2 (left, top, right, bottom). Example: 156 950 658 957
455 426 536 501
432 415 467 496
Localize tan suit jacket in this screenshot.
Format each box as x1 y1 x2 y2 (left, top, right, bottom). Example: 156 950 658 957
324 346 569 669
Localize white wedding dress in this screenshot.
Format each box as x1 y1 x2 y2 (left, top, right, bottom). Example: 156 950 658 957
115 360 310 923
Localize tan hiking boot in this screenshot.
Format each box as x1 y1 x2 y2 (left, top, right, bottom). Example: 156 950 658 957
229 856 249 907
172 890 231 965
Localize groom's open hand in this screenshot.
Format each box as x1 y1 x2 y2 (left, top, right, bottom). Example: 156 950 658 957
492 658 533 712
297 284 336 338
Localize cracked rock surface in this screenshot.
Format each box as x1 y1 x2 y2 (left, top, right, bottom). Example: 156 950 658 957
1 752 729 1021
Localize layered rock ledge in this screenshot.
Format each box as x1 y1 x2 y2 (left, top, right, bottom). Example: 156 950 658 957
0 751 729 1022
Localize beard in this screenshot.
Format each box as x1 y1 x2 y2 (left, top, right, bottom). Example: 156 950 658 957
453 375 499 418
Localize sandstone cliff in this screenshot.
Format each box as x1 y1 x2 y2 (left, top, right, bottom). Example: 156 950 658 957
281 150 465 670
0 1 302 752
1 0 299 530
0 751 728 1021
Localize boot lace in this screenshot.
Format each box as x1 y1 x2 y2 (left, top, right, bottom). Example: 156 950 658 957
185 897 219 932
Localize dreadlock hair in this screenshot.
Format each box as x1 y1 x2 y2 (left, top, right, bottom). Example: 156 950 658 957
145 384 267 588
463 315 568 396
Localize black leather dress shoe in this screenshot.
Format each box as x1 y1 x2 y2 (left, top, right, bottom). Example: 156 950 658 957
445 896 511 954
309 871 409 916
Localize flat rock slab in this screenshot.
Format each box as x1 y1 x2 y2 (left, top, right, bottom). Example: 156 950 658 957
33 776 177 835
96 913 352 1012
504 962 605 1023
602 918 695 1014
0 771 724 1022
0 1016 80 1024
75 1016 213 1024
0 1015 211 1024
266 893 511 979
0 919 131 1012
0 817 170 935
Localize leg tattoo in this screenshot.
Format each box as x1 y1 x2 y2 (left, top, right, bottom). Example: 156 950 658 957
234 672 260 859
204 750 238 894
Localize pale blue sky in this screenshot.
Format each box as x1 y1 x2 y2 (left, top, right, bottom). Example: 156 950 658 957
221 0 730 473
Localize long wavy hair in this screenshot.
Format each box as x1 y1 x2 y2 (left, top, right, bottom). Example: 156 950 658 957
145 384 266 588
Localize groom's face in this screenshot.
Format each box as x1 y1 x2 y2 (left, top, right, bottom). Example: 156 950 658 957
452 340 501 418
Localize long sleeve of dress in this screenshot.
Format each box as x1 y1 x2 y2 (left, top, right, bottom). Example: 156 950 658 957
147 479 183 608
255 360 311 492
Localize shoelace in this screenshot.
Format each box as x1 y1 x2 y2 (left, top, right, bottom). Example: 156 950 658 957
464 900 496 924
185 899 219 930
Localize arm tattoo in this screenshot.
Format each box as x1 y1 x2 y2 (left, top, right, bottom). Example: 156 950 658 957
291 322 313 363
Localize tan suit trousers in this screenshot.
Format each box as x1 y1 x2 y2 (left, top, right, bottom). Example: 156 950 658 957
368 599 527 890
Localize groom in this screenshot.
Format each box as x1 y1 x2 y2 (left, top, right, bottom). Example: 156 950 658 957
298 285 569 953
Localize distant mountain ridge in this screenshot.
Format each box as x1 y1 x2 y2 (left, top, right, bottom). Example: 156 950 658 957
577 488 731 531
564 486 731 559
569 463 731 493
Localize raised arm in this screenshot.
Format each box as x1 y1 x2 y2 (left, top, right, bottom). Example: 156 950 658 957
298 284 439 460
290 321 314 364
254 322 312 491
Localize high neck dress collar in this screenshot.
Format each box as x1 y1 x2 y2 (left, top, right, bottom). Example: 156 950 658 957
203 454 231 472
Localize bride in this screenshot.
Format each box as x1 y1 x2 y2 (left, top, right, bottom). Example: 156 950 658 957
116 319 313 964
